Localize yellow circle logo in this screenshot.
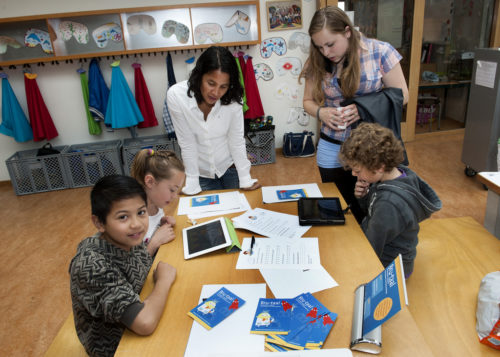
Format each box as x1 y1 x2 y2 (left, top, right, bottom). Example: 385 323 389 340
373 297 393 320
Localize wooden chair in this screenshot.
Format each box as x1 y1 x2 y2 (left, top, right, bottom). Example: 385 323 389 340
44 313 88 357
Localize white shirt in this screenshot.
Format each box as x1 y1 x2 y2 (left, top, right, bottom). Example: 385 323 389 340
144 208 164 244
167 80 256 195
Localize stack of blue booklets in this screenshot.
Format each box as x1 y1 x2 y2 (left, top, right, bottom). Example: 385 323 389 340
249 293 338 350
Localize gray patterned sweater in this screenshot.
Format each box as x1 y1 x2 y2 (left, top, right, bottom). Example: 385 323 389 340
69 233 152 357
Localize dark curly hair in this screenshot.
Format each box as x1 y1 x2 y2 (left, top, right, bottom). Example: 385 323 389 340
339 123 404 172
187 46 243 105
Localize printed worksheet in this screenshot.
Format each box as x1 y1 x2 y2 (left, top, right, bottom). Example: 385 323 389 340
231 208 310 239
236 237 321 270
178 191 243 216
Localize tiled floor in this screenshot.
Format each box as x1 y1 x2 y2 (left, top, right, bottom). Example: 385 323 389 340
0 129 487 357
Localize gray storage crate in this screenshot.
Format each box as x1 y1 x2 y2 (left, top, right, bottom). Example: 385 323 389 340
122 135 181 175
62 140 123 188
6 146 69 195
245 129 275 165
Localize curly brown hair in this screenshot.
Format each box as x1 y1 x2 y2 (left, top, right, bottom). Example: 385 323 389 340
339 123 404 172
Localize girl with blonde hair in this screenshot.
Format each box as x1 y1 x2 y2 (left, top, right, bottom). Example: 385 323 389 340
300 6 409 224
131 149 185 255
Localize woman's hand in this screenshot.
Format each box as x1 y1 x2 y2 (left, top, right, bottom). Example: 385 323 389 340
241 181 261 191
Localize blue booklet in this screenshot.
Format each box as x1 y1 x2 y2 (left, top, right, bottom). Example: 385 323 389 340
187 287 245 330
190 194 220 207
250 298 294 335
276 188 307 200
269 293 335 350
362 255 408 335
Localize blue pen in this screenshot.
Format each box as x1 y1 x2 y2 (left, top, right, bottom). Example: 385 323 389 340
250 235 255 256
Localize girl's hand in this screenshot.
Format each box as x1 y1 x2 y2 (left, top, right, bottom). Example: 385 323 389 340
340 104 361 127
154 223 176 245
354 179 370 198
318 107 344 131
162 215 176 227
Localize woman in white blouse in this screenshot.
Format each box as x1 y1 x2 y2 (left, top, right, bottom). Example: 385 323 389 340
167 46 261 195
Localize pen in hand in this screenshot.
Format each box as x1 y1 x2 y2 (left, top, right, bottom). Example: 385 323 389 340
250 235 255 256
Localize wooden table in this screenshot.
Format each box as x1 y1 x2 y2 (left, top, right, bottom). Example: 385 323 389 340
477 172 500 239
115 183 433 356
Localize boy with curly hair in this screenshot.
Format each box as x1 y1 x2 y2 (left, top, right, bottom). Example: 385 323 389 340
339 123 441 277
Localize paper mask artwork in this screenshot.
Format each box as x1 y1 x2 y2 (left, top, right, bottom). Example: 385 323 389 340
58 21 89 44
194 23 223 44
288 32 310 53
24 28 53 54
225 10 251 35
92 23 122 48
0 36 22 54
275 83 299 101
161 20 190 44
260 37 287 58
127 15 157 35
254 62 273 81
276 57 302 77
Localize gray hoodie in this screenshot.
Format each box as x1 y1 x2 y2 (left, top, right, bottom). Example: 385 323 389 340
359 166 442 276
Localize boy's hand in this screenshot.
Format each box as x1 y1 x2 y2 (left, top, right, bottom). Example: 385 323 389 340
354 179 370 198
153 261 176 286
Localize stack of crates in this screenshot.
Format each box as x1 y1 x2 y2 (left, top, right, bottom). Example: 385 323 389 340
245 127 275 165
6 146 69 195
62 140 123 188
122 135 181 175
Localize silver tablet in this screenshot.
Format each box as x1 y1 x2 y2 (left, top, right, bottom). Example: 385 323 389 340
182 217 232 260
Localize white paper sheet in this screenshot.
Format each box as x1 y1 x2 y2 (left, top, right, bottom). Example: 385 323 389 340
260 265 338 298
236 237 321 270
208 348 353 356
178 191 242 216
475 60 497 88
187 193 251 220
184 284 266 357
232 208 311 239
261 183 323 203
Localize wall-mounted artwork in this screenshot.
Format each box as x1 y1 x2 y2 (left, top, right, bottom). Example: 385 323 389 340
266 0 302 32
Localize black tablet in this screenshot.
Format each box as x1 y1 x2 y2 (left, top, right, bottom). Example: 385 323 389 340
297 197 346 226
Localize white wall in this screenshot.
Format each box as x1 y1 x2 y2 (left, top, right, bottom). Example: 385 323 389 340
0 0 317 182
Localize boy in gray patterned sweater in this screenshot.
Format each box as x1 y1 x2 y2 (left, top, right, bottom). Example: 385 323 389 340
69 175 176 357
